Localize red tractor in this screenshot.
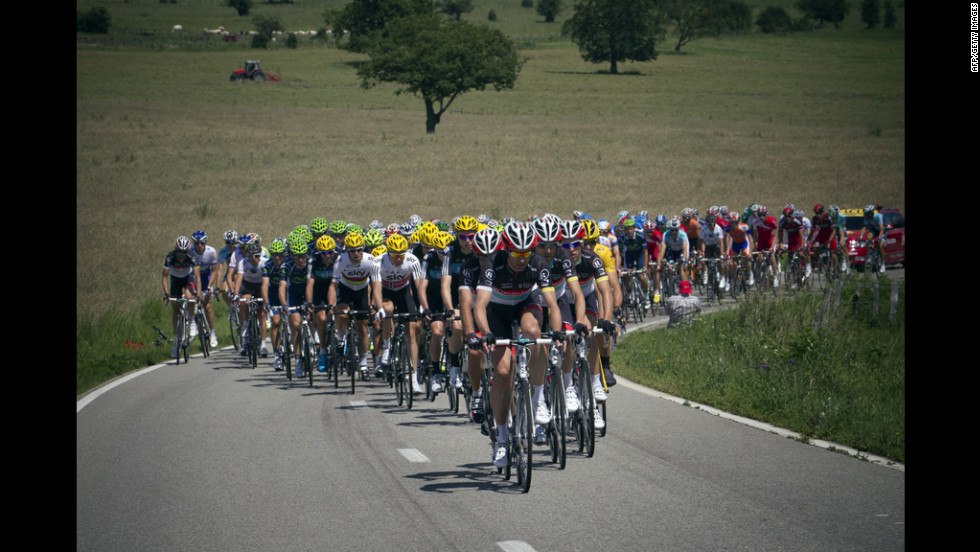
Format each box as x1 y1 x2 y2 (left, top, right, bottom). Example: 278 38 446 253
229 60 279 82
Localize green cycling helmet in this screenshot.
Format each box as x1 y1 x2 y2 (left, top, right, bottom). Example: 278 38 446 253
346 223 363 235
329 220 347 234
269 238 287 255
310 217 328 234
364 229 384 248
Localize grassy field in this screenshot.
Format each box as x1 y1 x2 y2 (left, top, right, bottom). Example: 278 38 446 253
615 276 905 464
77 0 905 443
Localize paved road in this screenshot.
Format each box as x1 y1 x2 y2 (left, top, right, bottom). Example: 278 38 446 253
78 272 905 552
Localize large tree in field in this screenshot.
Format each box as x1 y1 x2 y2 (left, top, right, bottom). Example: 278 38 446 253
562 0 665 74
358 14 524 133
327 0 436 53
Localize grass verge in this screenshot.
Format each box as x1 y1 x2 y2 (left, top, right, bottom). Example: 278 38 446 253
612 275 904 464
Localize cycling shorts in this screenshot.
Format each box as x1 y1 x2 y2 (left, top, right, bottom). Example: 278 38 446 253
486 292 543 340
382 286 419 316
730 240 749 255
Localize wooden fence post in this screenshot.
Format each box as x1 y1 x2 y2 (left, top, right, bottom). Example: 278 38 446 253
872 278 880 319
889 280 899 322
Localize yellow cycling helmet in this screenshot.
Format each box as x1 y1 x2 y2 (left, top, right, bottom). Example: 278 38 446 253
371 245 387 257
316 234 336 252
581 219 600 241
454 215 479 233
344 232 365 250
434 231 454 250
385 234 409 254
408 229 422 245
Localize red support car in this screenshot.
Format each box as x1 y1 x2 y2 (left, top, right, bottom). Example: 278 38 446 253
841 208 905 270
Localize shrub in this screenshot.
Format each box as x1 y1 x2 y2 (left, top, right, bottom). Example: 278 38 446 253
488 9 497 21
286 33 298 49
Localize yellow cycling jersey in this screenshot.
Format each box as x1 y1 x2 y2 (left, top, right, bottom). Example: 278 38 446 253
593 243 617 275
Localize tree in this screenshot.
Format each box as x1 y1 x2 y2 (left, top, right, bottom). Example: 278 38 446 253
536 0 564 23
358 14 523 133
861 0 880 28
882 0 896 28
796 0 850 28
327 0 436 53
755 5 792 33
227 0 254 16
438 0 474 21
77 6 111 34
562 0 665 74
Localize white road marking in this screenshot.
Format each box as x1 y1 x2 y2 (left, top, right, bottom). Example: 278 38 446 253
398 448 430 463
497 541 537 552
350 400 368 408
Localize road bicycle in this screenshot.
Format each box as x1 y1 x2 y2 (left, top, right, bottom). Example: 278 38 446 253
755 250 782 295
193 290 213 358
728 254 751 301
387 312 422 409
701 257 725 305
424 311 459 407
782 247 810 291
810 243 837 287
621 269 647 324
168 296 196 365
864 236 884 274
228 297 243 353
336 308 372 395
431 312 464 413
544 343 567 469
277 306 293 379
239 297 265 369
566 328 607 458
660 260 680 301
490 335 556 493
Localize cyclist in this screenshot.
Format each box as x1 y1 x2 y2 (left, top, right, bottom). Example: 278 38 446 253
189 230 219 348
618 218 650 310
377 233 428 393
233 242 270 358
534 217 590 443
306 235 340 372
644 217 665 305
460 227 503 423
418 225 450 393
724 211 755 289
778 207 811 280
584 221 622 385
828 205 849 274
280 237 312 379
328 232 382 380
860 204 887 273
162 236 202 358
440 215 480 391
658 217 690 286
751 205 780 288
262 238 288 370
564 220 616 430
698 209 727 290
596 218 622 269
217 230 238 305
473 222 565 468
681 208 700 265
809 204 840 277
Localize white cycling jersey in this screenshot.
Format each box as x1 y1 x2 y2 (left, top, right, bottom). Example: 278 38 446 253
236 253 269 284
377 252 422 291
332 252 379 291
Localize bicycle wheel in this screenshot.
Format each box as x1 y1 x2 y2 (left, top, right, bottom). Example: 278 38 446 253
392 335 404 406
578 359 595 458
196 311 210 358
514 378 533 493
347 329 358 394
549 371 567 469
249 318 259 369
402 338 413 409
281 321 292 380
174 310 185 365
228 310 240 353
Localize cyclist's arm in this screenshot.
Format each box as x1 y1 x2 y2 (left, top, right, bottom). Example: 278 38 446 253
473 288 492 337
596 277 613 322
162 267 170 298
414 275 430 313
566 277 588 329
278 279 288 307
458 287 475 335
326 279 337 306
261 276 271 305
441 273 453 314
540 287 563 337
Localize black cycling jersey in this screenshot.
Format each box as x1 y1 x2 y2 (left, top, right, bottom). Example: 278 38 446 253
476 250 553 305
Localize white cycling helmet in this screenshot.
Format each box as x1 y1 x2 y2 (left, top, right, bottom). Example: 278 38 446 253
502 222 537 250
473 228 502 256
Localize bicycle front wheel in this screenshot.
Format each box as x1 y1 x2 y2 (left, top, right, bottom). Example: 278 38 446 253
228 311 240 352
549 375 567 469
514 378 533 493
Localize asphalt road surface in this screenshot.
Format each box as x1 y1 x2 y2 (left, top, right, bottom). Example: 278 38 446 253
78 268 904 552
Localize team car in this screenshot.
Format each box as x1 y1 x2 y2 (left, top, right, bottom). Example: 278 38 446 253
840 207 905 270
